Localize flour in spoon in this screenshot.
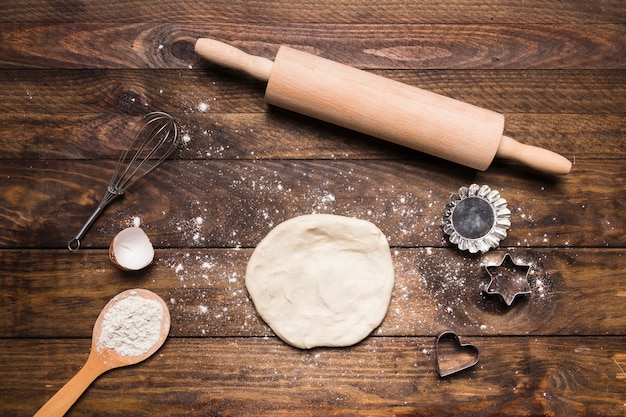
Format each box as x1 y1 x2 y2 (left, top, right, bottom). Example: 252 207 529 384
98 293 164 357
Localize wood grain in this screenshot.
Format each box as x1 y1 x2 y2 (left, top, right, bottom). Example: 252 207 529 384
0 112 624 160
6 337 626 416
1 23 624 70
1 248 625 338
0 69 624 116
2 0 625 24
1 159 624 249
1 0 624 415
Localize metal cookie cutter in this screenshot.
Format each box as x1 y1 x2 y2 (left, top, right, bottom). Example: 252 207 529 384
443 184 511 253
484 253 532 306
435 331 480 377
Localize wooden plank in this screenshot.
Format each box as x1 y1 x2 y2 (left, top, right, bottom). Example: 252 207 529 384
1 248 624 337
1 112 623 161
1 23 624 70
0 1 623 416
0 69 624 115
2 0 624 24
6 337 626 416
1 159 624 249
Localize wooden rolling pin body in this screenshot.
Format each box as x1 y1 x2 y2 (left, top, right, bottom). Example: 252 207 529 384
195 39 571 174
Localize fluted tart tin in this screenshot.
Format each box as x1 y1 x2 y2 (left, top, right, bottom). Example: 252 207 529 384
443 184 511 253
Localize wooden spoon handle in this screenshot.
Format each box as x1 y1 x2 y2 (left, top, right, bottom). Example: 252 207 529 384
497 135 572 175
34 355 107 417
194 38 273 81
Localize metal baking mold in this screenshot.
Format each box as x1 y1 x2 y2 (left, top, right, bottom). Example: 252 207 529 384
484 253 532 306
443 184 511 253
435 331 480 377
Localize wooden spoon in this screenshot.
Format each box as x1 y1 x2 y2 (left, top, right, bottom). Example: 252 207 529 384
34 288 170 417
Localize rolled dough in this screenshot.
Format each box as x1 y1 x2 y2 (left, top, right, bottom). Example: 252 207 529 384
245 214 394 349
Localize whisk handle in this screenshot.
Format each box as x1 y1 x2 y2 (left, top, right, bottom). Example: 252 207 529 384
68 190 121 250
68 205 106 250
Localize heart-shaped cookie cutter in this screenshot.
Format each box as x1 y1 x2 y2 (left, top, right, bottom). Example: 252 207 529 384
435 331 480 377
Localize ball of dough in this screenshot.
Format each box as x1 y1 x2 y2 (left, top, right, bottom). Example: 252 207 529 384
245 214 394 349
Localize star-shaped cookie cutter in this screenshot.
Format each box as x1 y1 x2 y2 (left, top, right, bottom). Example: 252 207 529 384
484 253 532 306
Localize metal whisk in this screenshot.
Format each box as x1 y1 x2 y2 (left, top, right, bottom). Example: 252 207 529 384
68 111 181 250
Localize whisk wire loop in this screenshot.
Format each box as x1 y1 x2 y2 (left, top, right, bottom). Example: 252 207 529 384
68 112 180 251
110 112 179 193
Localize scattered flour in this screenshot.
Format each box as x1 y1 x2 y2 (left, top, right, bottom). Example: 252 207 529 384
98 293 164 357
157 144 557 338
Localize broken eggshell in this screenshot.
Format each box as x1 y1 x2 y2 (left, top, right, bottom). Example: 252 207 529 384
109 227 154 271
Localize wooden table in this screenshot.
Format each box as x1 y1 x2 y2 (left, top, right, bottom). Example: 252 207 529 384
1 1 625 416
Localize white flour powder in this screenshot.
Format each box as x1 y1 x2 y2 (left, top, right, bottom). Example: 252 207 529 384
98 294 164 357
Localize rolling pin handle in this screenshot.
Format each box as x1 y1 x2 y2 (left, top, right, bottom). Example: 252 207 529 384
194 38 273 82
497 135 572 175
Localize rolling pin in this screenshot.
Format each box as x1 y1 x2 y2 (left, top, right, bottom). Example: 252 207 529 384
195 38 572 175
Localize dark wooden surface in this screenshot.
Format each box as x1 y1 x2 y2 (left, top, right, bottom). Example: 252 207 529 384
1 1 625 416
